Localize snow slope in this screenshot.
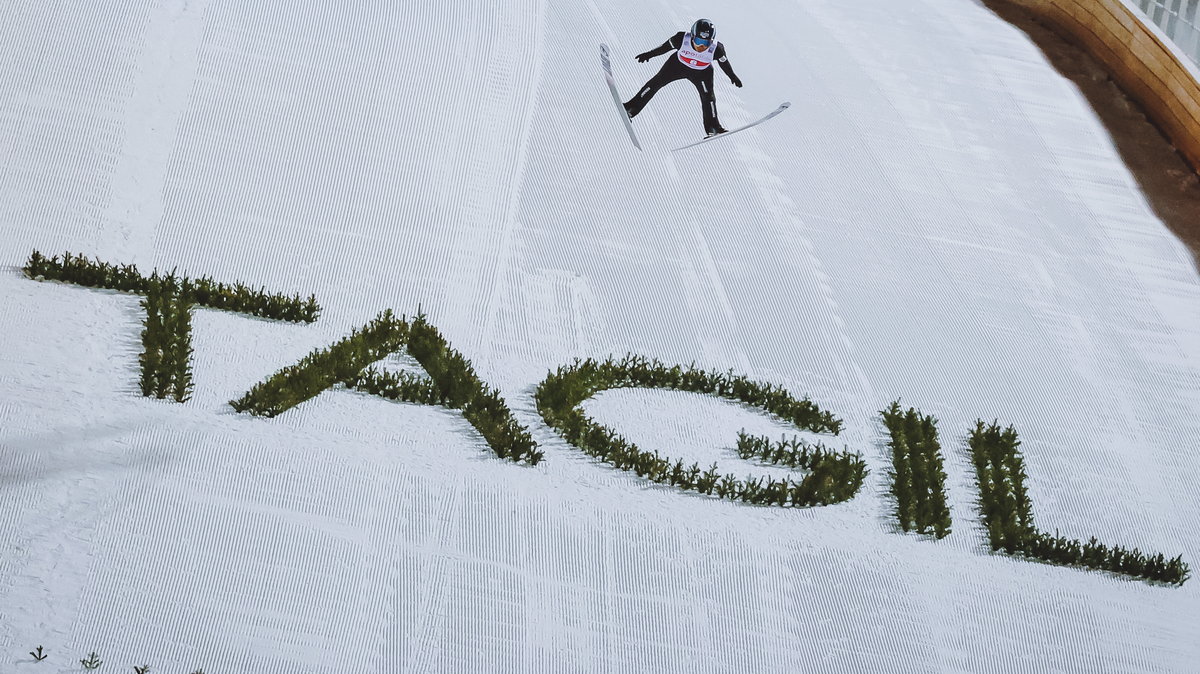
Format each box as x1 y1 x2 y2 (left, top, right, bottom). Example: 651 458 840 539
2 0 1199 671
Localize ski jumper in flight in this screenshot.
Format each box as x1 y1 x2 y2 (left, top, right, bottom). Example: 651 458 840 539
624 19 742 137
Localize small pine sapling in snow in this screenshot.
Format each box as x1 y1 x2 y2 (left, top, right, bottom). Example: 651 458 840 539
25 250 48 279
716 474 738 498
668 459 686 486
697 463 720 494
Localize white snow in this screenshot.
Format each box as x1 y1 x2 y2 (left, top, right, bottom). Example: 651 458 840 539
2 0 1199 671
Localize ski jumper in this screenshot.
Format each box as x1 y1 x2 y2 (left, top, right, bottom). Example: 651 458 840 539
624 32 742 135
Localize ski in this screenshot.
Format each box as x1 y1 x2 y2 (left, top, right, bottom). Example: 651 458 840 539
672 102 792 151
600 43 642 151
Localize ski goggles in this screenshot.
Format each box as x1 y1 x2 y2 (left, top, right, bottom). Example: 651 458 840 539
693 36 712 48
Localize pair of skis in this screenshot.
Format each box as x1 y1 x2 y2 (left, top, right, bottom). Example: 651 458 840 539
600 43 789 152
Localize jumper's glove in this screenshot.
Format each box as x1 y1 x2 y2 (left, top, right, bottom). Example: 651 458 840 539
731 76 743 88
636 52 653 63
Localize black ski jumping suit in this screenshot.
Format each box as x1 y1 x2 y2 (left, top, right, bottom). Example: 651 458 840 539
624 32 742 135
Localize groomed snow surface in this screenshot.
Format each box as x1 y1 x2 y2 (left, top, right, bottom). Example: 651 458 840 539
2 0 1199 671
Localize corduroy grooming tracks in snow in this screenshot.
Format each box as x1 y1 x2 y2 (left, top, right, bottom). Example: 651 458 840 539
2 0 1199 672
